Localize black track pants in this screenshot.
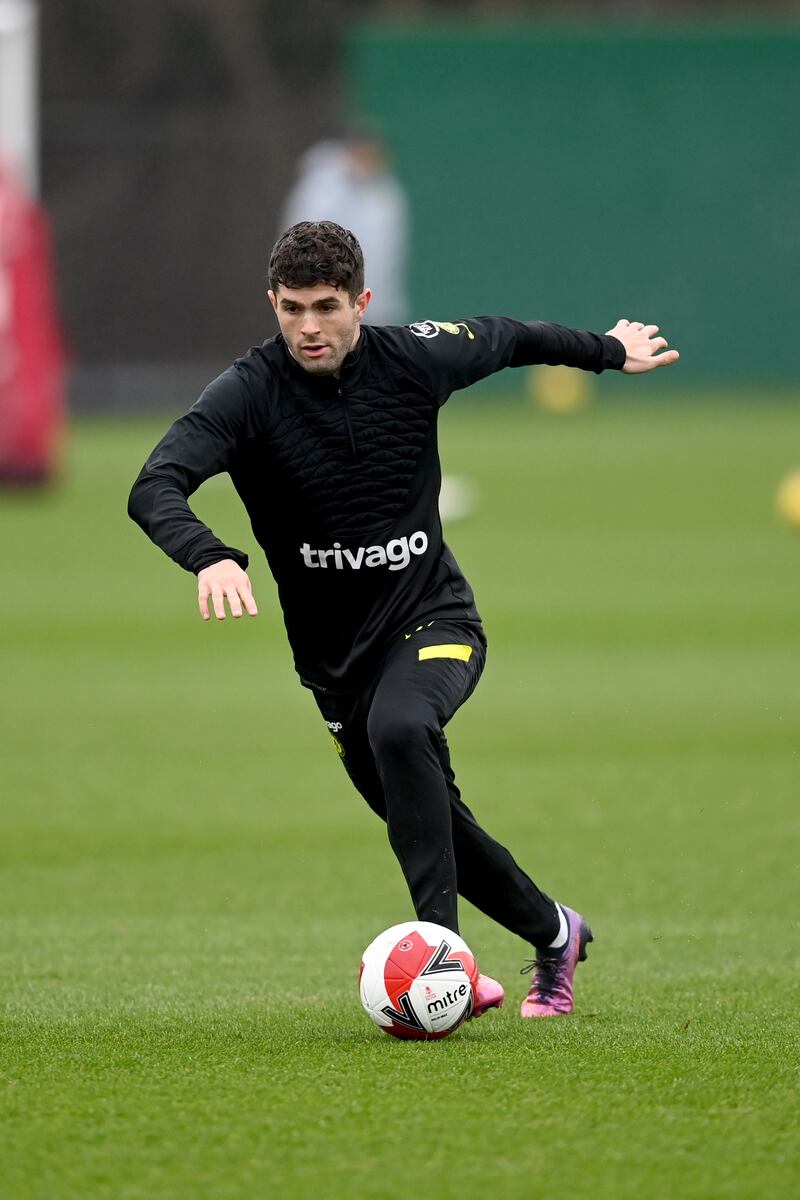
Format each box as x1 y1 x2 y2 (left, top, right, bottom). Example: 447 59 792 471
312 620 559 945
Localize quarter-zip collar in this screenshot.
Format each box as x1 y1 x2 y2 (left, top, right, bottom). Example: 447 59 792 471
273 331 364 460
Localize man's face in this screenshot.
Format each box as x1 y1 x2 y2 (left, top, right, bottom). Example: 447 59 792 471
268 282 371 376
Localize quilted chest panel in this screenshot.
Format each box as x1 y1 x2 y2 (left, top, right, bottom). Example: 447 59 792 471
267 382 435 541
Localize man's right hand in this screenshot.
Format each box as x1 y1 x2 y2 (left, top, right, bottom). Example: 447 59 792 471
197 559 259 621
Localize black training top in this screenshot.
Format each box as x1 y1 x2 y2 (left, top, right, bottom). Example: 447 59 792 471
128 317 625 692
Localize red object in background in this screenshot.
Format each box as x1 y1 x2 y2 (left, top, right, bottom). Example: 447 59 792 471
0 164 67 484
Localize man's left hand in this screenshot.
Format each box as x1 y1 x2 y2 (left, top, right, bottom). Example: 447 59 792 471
606 320 680 374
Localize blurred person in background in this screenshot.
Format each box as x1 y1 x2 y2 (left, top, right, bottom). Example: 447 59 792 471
281 125 409 326
129 221 679 1023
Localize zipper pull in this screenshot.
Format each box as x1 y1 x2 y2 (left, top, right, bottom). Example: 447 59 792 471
339 386 358 460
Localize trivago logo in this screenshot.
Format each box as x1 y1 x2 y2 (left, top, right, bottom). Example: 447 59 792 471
300 530 429 571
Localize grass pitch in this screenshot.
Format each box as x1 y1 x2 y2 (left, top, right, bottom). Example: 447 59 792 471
1 393 798 1198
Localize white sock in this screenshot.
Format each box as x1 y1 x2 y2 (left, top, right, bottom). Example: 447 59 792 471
547 903 569 950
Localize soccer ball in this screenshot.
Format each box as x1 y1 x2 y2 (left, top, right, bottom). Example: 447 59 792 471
359 921 478 1040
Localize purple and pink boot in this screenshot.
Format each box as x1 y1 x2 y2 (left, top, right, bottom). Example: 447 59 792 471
520 905 593 1018
471 973 505 1018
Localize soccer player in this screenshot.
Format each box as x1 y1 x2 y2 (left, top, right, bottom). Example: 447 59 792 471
128 221 679 1019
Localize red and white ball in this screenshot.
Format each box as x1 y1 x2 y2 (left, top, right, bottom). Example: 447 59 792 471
359 921 478 1040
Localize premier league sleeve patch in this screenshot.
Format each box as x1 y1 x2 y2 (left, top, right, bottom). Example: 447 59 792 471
408 320 440 338
408 320 475 341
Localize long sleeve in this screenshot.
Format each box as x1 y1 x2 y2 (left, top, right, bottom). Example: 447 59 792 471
404 316 626 400
127 367 253 574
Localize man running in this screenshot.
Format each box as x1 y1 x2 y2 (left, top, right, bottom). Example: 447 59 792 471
128 220 679 1019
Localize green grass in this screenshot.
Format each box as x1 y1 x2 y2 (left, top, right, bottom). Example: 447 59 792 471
1 394 799 1198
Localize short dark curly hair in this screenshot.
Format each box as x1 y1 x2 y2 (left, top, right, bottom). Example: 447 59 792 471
268 221 365 300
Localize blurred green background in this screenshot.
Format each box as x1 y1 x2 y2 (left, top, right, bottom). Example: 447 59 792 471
33 6 800 401
349 26 800 386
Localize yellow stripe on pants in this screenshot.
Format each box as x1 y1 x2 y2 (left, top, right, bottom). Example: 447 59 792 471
418 644 473 663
